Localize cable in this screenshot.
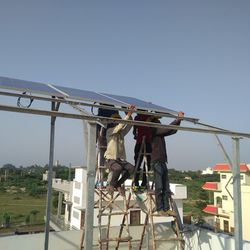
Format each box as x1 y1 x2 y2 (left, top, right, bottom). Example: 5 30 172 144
91 102 97 115
17 92 34 108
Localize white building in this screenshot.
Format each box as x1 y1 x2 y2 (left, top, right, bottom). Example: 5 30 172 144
202 163 250 241
42 170 56 181
201 167 214 175
52 166 187 231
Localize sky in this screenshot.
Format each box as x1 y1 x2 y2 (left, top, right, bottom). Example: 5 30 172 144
0 1 250 171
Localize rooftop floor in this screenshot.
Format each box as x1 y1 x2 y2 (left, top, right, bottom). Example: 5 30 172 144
1 224 250 250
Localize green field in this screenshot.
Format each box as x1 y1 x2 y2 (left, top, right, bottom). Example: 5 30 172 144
0 191 47 232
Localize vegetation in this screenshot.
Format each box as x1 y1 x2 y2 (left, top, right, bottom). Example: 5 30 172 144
0 163 219 233
168 168 219 223
0 163 73 234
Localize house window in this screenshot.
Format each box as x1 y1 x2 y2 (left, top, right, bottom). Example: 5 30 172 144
74 196 80 204
130 210 140 225
75 181 81 189
222 195 228 200
240 175 244 180
73 210 79 219
221 175 227 179
216 197 222 208
224 220 229 233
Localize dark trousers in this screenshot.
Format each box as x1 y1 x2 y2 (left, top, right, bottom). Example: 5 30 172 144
106 159 134 188
152 161 171 211
134 143 152 187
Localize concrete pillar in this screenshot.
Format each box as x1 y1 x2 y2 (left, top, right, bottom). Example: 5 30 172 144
57 192 63 217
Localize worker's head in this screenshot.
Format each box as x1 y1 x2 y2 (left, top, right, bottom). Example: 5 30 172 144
107 113 121 129
150 116 161 136
151 116 161 123
111 113 121 119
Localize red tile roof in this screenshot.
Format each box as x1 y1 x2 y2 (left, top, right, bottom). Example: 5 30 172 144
202 182 218 190
213 163 250 172
203 205 218 215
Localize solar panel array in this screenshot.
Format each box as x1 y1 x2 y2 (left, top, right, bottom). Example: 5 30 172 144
0 76 178 115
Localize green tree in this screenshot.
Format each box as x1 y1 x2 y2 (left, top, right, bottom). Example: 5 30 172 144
199 189 209 202
30 210 39 223
2 212 11 228
25 214 31 225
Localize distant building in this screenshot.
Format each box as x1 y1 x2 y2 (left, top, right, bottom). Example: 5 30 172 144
201 167 213 175
42 170 56 181
202 163 250 241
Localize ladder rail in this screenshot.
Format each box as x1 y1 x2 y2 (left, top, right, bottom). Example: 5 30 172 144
115 191 132 250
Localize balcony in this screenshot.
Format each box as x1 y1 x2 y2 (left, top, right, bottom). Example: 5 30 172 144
52 178 71 193
202 182 221 191
203 205 218 215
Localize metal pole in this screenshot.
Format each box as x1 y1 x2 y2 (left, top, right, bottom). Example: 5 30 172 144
83 122 96 250
232 137 243 250
44 113 56 250
214 135 233 166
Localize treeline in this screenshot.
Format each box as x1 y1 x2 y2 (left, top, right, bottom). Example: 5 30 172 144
0 164 74 197
1 163 219 202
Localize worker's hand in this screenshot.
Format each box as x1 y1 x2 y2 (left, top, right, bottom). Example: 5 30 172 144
125 105 136 116
177 111 184 120
128 105 136 111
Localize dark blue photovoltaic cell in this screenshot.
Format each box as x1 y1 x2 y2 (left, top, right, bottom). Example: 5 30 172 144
100 92 178 115
53 85 126 106
0 76 64 97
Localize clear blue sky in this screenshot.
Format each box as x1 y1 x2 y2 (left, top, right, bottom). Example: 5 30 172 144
0 1 250 170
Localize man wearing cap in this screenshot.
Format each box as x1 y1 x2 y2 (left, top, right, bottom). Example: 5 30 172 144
151 111 184 216
104 105 136 196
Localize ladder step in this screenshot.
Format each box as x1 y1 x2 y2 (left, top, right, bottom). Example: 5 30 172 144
155 237 184 241
147 190 155 195
99 236 132 243
146 171 154 174
95 187 130 192
98 166 106 169
99 212 128 216
152 213 175 217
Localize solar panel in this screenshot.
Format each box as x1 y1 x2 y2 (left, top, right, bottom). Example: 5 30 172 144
53 85 126 106
101 92 178 115
0 76 64 97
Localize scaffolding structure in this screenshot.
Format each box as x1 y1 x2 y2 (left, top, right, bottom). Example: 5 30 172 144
80 187 186 249
79 134 186 250
0 76 250 250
